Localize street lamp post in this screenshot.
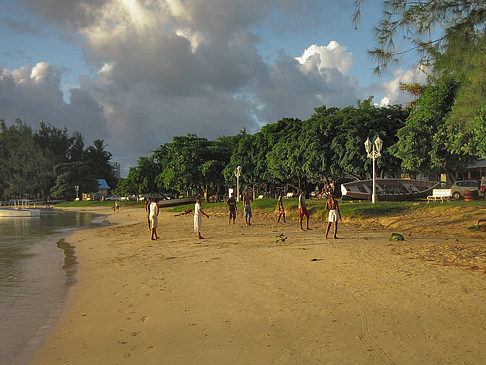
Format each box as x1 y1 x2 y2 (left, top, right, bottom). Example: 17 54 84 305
235 166 242 202
364 136 383 204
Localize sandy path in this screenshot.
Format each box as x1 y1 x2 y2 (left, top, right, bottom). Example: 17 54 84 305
30 207 486 364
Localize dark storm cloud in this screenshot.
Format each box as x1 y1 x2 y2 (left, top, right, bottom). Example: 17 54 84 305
1 0 418 173
0 63 106 145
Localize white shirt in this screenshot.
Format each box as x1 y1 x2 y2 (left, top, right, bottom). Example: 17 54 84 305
194 202 201 216
149 201 158 216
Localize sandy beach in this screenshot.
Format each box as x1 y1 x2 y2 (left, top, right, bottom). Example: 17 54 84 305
29 205 486 364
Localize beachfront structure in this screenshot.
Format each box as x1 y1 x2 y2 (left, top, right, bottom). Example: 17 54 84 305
97 179 111 197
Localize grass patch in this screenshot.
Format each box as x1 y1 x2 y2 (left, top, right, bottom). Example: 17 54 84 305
171 197 485 222
55 200 143 208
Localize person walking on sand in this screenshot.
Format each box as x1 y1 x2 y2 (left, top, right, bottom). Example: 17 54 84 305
277 191 286 223
114 199 120 213
243 190 252 226
226 193 237 224
149 198 159 240
298 190 311 231
194 197 209 239
145 197 152 231
325 194 341 239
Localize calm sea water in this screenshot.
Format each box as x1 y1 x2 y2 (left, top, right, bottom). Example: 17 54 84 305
0 210 103 365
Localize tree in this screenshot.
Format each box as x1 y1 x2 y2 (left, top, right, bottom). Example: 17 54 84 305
50 162 98 200
0 120 53 199
113 156 161 196
390 77 476 179
353 0 486 74
83 139 117 190
354 1 486 155
155 134 230 197
266 118 308 190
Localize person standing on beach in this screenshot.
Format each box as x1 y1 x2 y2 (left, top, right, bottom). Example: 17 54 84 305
145 197 152 231
325 194 341 239
226 193 237 224
277 191 286 223
149 198 159 240
243 190 252 226
114 199 120 213
194 197 210 239
298 190 311 231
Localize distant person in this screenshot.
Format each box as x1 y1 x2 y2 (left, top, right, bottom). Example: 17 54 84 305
114 199 120 213
145 197 152 231
226 193 237 224
277 191 286 223
298 190 311 231
243 190 252 226
325 194 341 239
194 197 209 239
149 198 159 240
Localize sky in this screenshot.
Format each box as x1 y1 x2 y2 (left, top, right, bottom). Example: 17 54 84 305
0 0 428 176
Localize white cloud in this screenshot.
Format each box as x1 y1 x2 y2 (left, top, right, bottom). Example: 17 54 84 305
3 0 421 174
370 67 429 107
296 41 355 75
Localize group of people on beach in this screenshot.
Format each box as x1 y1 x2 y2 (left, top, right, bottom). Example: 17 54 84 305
223 189 341 240
143 189 341 241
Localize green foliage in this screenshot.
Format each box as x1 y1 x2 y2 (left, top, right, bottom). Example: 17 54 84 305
82 139 118 189
0 119 117 201
391 77 478 178
390 233 405 241
153 134 232 197
354 1 486 158
50 162 98 200
55 200 142 207
113 156 160 196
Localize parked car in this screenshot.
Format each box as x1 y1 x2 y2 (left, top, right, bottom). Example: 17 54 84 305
450 180 480 199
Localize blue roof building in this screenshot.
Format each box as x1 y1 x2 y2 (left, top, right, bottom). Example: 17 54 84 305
97 179 111 196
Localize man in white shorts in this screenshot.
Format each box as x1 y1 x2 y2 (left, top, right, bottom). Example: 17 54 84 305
325 194 341 239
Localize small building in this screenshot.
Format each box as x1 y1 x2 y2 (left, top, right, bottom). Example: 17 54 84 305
465 160 486 180
97 179 111 197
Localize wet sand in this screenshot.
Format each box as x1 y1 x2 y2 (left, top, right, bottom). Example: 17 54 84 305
30 206 486 364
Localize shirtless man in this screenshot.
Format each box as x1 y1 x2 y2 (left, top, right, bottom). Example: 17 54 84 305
243 190 252 226
277 191 286 223
298 190 311 231
226 193 237 224
145 197 152 231
325 194 341 239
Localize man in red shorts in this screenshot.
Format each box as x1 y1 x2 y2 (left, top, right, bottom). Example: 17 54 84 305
298 190 311 231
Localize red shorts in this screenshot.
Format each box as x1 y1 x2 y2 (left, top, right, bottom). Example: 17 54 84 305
299 208 308 218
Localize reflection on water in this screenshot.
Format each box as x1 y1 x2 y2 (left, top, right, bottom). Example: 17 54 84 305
0 210 101 365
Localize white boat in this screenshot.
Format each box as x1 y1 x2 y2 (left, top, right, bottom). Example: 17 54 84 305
341 179 440 201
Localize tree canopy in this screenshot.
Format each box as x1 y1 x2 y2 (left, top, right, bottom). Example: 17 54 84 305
0 119 118 200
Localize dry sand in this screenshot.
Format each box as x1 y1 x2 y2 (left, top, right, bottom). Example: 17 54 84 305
30 206 486 364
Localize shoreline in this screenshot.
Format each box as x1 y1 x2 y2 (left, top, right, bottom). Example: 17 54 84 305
9 208 112 365
29 206 486 364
